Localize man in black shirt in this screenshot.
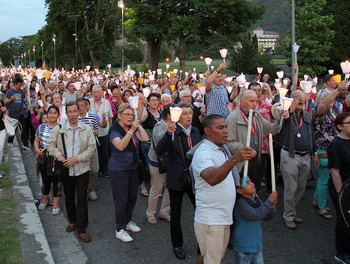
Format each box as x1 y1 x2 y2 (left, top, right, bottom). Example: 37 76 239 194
280 90 319 230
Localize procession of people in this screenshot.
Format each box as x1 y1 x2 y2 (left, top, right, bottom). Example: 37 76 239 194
1 60 350 264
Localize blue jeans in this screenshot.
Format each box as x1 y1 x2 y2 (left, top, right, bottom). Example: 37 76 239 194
235 251 264 264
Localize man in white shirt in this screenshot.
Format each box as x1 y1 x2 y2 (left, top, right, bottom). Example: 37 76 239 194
191 114 254 264
89 85 113 177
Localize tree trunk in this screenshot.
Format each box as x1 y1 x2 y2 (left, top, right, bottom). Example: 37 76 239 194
179 34 186 80
78 45 85 68
148 39 161 71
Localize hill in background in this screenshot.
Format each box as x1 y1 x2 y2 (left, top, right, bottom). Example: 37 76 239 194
252 0 290 33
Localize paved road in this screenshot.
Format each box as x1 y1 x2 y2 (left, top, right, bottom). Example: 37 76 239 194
20 141 336 264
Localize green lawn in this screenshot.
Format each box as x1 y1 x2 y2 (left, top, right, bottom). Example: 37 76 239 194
0 161 22 264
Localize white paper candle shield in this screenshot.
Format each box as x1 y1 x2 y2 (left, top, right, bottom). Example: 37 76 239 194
279 88 288 98
283 79 289 86
280 97 293 111
313 77 318 84
143 88 151 98
340 61 350 74
225 77 233 83
300 81 313 93
312 87 317 94
38 100 44 108
257 67 263 74
210 66 214 71
192 73 197 80
170 107 182 122
86 66 91 71
27 75 33 82
276 71 284 79
220 49 228 58
193 68 196 72
130 70 136 77
274 81 281 90
74 82 82 90
205 57 212 70
304 75 309 81
128 96 139 109
199 73 204 79
173 69 178 74
328 69 334 74
199 86 206 95
166 64 170 70
292 44 300 53
36 70 44 80
237 74 246 86
149 74 155 81
157 69 162 75
227 86 233 93
107 64 111 69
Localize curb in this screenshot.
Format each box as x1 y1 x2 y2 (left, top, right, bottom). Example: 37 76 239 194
8 137 55 264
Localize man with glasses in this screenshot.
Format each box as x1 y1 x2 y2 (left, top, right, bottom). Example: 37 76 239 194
226 90 286 193
46 102 96 242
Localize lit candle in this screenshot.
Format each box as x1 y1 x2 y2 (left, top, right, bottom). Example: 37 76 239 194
269 134 276 192
242 109 253 187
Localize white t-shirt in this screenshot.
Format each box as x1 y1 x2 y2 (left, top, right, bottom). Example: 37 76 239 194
89 98 113 137
192 139 236 225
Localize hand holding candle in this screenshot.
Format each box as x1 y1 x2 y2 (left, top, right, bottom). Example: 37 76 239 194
242 109 253 187
169 107 182 140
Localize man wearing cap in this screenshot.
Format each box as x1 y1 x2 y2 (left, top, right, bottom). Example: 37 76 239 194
226 90 287 193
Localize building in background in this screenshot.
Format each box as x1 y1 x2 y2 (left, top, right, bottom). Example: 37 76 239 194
251 27 279 52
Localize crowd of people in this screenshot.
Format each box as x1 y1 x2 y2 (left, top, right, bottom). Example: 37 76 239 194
0 61 350 263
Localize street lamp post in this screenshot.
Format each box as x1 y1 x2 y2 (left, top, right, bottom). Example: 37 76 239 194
52 34 56 69
24 52 26 67
73 33 78 69
33 46 36 67
41 41 44 68
291 0 296 85
118 0 124 72
28 49 31 66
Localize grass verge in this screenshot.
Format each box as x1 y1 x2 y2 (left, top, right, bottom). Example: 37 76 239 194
0 161 22 264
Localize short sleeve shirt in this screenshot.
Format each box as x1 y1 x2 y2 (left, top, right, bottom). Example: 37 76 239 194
205 84 229 119
328 136 350 182
89 98 113 137
192 139 236 225
6 88 25 117
35 123 57 148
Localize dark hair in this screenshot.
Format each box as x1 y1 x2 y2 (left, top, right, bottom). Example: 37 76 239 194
248 82 261 89
47 105 60 116
162 103 176 119
335 112 350 130
14 78 24 85
147 93 160 102
66 81 73 88
325 74 335 84
202 114 224 129
110 85 119 92
76 97 89 104
38 112 47 124
65 101 79 112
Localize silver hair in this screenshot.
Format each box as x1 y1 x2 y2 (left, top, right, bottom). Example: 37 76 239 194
161 93 171 101
179 89 191 98
92 85 102 92
239 90 256 101
315 89 331 105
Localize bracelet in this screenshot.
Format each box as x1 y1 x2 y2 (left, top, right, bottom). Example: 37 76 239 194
216 69 220 73
127 131 133 136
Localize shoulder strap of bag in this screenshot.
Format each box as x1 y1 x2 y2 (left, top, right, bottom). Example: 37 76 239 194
178 136 186 168
59 124 68 158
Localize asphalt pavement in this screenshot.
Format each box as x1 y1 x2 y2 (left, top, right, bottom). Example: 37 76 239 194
11 134 337 264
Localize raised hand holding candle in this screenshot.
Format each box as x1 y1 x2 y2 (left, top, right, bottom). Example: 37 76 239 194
170 107 182 141
127 96 139 120
269 134 276 192
205 57 212 71
220 49 228 63
242 109 253 187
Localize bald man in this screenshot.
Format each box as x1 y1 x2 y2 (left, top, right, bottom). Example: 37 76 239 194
226 90 288 192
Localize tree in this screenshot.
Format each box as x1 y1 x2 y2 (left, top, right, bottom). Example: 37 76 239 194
0 37 29 66
126 0 264 72
293 0 334 76
327 0 350 73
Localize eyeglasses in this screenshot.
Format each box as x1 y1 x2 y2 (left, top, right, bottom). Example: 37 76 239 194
122 113 135 117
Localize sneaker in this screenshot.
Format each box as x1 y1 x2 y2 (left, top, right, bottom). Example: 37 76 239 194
335 254 350 264
126 221 141 233
23 146 29 151
89 191 97 201
52 207 60 215
38 202 48 210
116 229 133 242
7 143 13 147
48 198 54 206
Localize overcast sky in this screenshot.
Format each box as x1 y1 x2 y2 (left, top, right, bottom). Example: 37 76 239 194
0 0 47 42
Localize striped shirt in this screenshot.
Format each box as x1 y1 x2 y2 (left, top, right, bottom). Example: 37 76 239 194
35 123 58 148
79 112 99 132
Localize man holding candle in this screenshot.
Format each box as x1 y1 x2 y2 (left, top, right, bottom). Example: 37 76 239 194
280 90 319 230
191 114 254 264
226 90 286 193
205 63 230 119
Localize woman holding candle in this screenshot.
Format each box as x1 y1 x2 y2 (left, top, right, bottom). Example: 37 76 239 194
109 103 149 242
312 88 339 219
156 102 201 260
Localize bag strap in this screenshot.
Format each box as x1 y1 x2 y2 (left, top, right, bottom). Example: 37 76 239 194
178 136 187 169
59 124 68 158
